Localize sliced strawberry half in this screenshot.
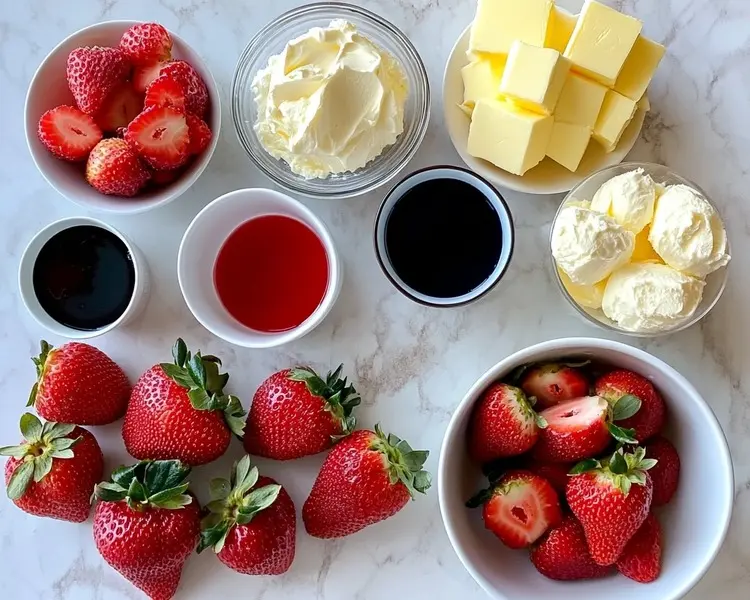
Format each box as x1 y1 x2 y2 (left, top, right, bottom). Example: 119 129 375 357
532 396 611 463
521 363 590 410
186 113 212 155
94 83 144 133
125 106 189 170
144 75 186 111
469 470 562 549
133 61 166 93
38 105 103 162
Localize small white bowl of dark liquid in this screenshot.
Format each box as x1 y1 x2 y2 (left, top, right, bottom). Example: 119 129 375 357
19 217 150 338
374 166 514 307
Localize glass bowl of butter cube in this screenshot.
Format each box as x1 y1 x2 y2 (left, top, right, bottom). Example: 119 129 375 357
443 0 665 194
551 162 731 337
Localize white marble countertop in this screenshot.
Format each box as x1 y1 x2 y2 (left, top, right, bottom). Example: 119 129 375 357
0 0 748 598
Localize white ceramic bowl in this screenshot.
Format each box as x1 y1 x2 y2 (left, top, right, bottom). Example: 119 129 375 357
442 19 645 195
25 20 221 214
178 188 342 348
438 337 733 600
18 216 150 339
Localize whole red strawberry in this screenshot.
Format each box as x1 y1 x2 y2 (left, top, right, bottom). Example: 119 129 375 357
520 362 590 410
28 340 131 425
303 425 430 538
530 515 611 581
86 138 151 196
66 46 130 115
467 470 562 549
567 447 656 566
160 60 209 116
93 460 200 600
122 339 245 466
645 436 680 506
616 512 662 583
595 369 666 442
198 456 295 575
468 383 544 464
119 23 172 65
1 413 103 522
244 365 360 461
38 105 102 161
532 396 610 463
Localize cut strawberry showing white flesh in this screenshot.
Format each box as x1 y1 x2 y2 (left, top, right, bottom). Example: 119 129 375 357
472 470 562 549
133 62 166 93
38 105 103 162
94 83 144 133
145 75 186 111
521 363 590 410
125 106 190 170
532 396 611 463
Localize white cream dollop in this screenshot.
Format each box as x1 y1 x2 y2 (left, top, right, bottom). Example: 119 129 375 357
551 205 635 285
590 168 657 234
252 20 408 179
602 262 705 332
648 184 730 277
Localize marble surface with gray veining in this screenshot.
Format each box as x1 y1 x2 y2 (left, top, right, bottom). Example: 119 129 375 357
0 0 748 598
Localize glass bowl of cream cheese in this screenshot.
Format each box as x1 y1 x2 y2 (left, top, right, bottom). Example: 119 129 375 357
232 2 430 199
549 162 731 337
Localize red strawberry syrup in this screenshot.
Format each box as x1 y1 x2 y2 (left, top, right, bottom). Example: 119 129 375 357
213 215 328 332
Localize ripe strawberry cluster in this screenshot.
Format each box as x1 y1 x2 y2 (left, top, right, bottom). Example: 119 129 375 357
37 23 212 197
1 339 430 600
466 361 681 583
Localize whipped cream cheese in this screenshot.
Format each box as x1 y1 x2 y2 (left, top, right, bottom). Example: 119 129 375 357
602 262 705 332
252 20 408 179
551 205 635 285
649 184 730 278
590 168 657 234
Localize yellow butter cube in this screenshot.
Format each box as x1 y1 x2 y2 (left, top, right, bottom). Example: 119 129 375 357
468 99 553 176
545 6 577 53
632 226 663 263
555 73 608 128
460 56 507 113
615 35 666 101
470 0 553 55
546 122 591 172
564 0 642 87
499 41 570 115
593 90 637 152
558 268 607 309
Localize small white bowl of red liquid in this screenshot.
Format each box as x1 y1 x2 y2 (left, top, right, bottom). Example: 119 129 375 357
177 188 341 348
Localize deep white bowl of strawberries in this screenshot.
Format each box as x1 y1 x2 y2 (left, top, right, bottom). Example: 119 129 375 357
25 20 220 213
438 337 733 600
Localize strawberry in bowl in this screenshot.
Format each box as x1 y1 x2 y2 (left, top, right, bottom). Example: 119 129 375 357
25 20 220 214
439 338 733 600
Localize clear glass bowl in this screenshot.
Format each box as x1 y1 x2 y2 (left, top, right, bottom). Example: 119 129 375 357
232 2 430 199
550 162 730 337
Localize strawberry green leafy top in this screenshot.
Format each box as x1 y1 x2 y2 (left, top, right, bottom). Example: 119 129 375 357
0 412 81 499
570 446 658 496
160 338 246 436
94 460 194 511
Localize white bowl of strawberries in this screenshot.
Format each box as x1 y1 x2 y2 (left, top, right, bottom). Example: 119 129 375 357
438 337 733 600
25 20 220 214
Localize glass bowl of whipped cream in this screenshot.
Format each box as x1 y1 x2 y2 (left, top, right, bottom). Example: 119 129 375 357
550 162 731 337
232 2 430 199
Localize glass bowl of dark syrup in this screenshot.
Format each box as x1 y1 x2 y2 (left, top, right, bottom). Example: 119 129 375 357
375 166 514 307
